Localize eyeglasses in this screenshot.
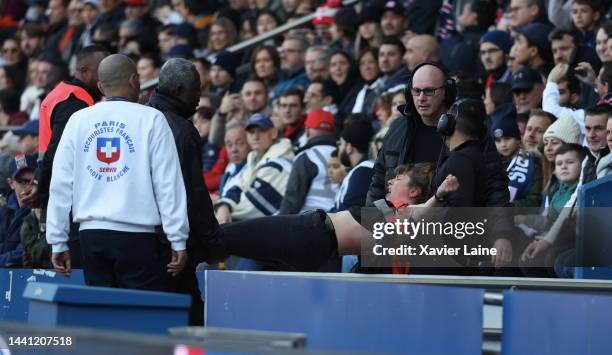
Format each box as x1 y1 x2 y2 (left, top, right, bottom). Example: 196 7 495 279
410 86 444 97
480 48 502 56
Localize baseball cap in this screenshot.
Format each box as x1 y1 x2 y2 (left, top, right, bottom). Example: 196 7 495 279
8 154 37 179
383 0 405 17
245 113 274 130
12 120 39 137
305 109 335 132
511 66 542 91
513 23 553 59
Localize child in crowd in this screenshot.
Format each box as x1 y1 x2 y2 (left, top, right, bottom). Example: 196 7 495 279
327 149 347 193
491 113 542 207
571 0 602 47
519 143 587 276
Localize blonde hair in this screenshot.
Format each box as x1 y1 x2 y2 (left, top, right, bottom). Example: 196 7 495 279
207 18 238 53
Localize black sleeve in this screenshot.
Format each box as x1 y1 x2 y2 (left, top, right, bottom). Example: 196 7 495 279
366 147 387 207
279 154 317 214
37 97 89 206
180 127 221 263
405 0 443 34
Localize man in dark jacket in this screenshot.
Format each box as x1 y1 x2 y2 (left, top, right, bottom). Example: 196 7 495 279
367 61 515 269
279 109 338 214
148 58 223 325
0 154 37 267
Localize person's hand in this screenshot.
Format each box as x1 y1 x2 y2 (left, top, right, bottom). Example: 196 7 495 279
219 92 241 116
548 63 569 84
167 249 187 276
215 205 232 224
521 239 552 262
20 183 40 208
574 62 597 86
51 251 71 277
492 238 513 268
436 174 459 198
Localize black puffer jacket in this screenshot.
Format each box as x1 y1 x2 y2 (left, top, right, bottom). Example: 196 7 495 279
366 107 514 239
148 90 224 263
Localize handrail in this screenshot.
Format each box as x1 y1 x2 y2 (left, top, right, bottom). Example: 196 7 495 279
140 0 360 91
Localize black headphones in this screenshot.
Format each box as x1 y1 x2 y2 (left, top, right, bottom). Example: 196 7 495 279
403 61 457 116
436 98 485 137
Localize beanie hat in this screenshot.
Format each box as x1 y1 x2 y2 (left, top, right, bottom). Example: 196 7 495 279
542 114 581 144
211 50 240 78
480 30 513 54
341 120 374 153
305 109 335 132
491 116 521 140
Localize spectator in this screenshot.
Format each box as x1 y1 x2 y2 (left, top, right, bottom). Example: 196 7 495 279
191 57 211 92
380 0 407 37
304 45 330 81
571 0 601 48
18 23 46 60
0 90 28 126
353 5 383 57
373 87 406 147
333 117 374 211
279 109 337 214
249 45 281 96
47 54 188 290
96 0 125 30
45 0 84 64
240 78 268 116
595 21 612 63
327 148 347 190
511 22 554 75
137 53 160 84
20 208 50 268
219 123 250 197
378 36 406 89
511 66 545 114
173 0 213 29
329 6 357 53
304 79 337 115
256 9 280 36
158 24 178 54
549 29 581 65
507 0 549 29
272 34 309 99
12 120 39 155
404 34 438 72
491 112 542 207
522 109 556 150
78 0 100 48
2 38 27 89
544 63 588 138
206 17 238 55
519 143 586 275
277 88 306 147
46 0 70 37
439 0 497 78
595 112 612 177
0 154 37 267
311 2 338 46
192 106 220 173
542 115 582 197
208 50 240 96
215 113 294 223
351 47 383 117
484 82 513 116
124 0 161 37
328 50 359 125
480 30 513 90
0 66 16 91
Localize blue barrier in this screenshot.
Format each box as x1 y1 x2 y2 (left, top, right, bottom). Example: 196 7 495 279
502 290 612 355
205 271 484 354
24 282 191 334
576 175 612 279
0 269 84 322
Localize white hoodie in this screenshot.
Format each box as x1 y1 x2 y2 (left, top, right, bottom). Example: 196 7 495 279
46 100 189 253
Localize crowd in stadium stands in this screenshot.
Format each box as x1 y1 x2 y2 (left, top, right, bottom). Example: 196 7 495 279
0 0 611 278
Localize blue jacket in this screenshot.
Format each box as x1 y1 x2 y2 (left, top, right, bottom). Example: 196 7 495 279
0 193 30 266
271 68 309 101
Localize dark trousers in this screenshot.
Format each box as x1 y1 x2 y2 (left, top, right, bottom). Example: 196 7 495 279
79 229 170 291
219 210 338 272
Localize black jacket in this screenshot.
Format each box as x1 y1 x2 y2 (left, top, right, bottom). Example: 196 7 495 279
148 90 223 263
279 133 337 214
38 78 100 209
438 27 486 79
366 109 514 238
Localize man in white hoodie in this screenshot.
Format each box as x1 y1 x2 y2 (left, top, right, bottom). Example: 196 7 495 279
46 54 189 291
